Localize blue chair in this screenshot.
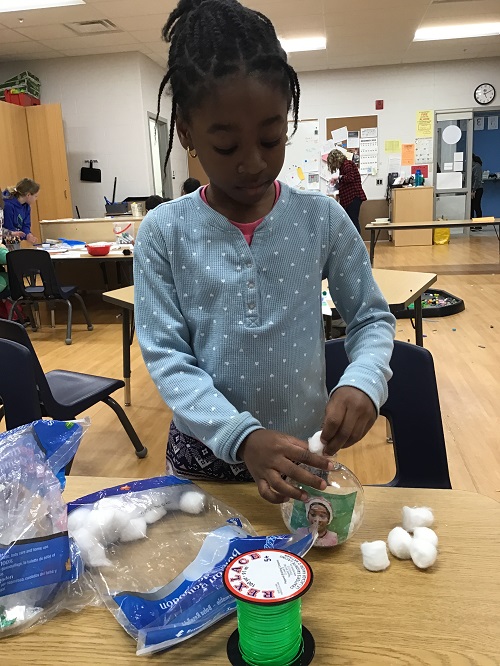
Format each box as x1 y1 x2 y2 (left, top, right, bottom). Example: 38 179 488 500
0 338 42 430
0 319 147 461
325 339 451 488
6 248 93 345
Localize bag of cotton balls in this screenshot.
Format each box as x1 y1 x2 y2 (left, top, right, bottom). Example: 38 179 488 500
68 477 206 568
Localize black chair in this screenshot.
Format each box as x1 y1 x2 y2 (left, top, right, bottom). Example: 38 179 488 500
0 338 42 430
325 339 451 488
6 249 93 345
0 319 147 461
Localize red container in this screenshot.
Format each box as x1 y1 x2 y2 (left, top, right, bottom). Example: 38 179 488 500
5 89 40 107
86 243 112 257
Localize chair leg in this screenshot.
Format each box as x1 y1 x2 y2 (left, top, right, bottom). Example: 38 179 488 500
50 303 56 328
33 302 42 330
103 396 148 458
65 299 73 345
74 292 94 331
7 298 23 322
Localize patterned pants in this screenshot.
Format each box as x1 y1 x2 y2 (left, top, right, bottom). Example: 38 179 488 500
166 421 254 483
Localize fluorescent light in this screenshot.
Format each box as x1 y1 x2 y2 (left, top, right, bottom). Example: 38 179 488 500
279 36 327 53
414 22 500 41
0 0 85 12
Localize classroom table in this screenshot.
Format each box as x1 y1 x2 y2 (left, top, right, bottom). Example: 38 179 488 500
2 475 499 665
366 217 500 265
49 248 133 290
103 270 436 405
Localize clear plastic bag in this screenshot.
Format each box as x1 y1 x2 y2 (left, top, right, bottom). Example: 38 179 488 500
68 476 315 655
0 419 92 637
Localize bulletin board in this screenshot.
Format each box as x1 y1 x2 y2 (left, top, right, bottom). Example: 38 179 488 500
326 115 379 175
278 118 320 190
326 115 378 140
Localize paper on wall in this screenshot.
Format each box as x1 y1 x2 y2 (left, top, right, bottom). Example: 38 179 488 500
416 110 433 138
360 127 377 139
306 172 320 191
303 158 319 172
401 143 415 166
384 140 401 153
347 131 360 149
359 137 378 175
415 137 433 164
474 117 485 131
488 116 499 130
296 166 305 181
436 172 462 189
453 161 463 172
286 169 302 188
388 156 401 172
443 163 453 171
332 126 348 144
453 152 463 161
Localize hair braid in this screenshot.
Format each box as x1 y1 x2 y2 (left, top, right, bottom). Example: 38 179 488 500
156 0 301 169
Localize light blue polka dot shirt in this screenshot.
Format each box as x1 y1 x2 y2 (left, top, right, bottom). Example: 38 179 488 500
134 183 395 465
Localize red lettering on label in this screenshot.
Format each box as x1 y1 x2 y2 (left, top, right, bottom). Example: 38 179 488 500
234 581 249 592
246 588 260 597
262 590 275 599
231 566 243 574
249 552 261 560
238 557 249 565
229 575 241 582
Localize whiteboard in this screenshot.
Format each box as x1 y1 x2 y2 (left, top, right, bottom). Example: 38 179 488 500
279 119 320 190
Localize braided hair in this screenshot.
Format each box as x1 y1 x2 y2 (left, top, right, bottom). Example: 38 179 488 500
157 0 300 168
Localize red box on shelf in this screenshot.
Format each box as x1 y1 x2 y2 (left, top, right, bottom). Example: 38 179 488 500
4 89 40 107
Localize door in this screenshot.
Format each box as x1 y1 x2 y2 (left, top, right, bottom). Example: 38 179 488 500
434 110 473 222
25 104 73 221
148 116 172 199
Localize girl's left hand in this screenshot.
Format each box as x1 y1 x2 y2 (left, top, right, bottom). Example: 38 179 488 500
26 233 38 244
321 386 377 456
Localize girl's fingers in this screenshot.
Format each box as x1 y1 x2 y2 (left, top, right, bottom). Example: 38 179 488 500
257 479 288 504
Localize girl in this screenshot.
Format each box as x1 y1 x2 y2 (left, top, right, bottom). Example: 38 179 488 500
2 178 40 245
135 0 395 505
327 149 367 233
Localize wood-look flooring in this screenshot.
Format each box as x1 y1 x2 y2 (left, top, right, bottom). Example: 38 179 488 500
2 230 499 501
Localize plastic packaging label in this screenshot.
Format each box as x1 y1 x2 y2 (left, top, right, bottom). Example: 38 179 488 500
0 533 76 597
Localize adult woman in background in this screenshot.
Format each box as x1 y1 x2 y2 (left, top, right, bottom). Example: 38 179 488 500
2 178 39 244
470 154 484 231
327 149 366 233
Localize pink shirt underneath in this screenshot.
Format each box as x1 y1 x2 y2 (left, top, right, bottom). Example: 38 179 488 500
200 182 281 244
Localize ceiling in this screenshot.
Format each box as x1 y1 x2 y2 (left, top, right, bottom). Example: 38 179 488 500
0 0 499 71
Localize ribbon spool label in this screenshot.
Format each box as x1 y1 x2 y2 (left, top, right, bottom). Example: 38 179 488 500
223 549 312 605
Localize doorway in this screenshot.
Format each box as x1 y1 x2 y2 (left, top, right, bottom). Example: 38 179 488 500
472 107 500 218
148 115 172 199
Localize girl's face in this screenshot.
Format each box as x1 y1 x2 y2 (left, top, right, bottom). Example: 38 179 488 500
177 74 288 207
25 192 39 206
307 504 330 536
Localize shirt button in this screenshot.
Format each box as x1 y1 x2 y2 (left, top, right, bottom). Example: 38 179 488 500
247 281 254 288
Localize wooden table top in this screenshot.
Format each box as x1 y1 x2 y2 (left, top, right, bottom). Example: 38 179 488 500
40 217 144 224
103 269 437 314
2 477 499 665
366 217 500 230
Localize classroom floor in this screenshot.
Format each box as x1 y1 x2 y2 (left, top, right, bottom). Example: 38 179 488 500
3 230 500 501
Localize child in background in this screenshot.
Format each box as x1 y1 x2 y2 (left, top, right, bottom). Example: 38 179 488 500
181 177 201 195
2 178 39 244
135 0 395 505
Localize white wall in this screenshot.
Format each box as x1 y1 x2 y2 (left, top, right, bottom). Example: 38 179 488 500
297 57 500 200
0 52 187 217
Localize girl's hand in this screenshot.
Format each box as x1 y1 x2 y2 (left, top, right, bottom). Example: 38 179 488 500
321 386 377 456
11 231 25 239
238 430 333 504
26 233 38 244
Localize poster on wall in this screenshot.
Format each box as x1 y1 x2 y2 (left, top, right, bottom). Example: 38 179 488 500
401 143 415 166
488 116 499 130
474 117 485 131
416 110 434 138
411 164 429 178
359 137 378 174
415 137 433 164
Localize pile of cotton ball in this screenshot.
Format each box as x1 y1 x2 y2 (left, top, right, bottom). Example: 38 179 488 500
68 487 205 568
361 506 438 572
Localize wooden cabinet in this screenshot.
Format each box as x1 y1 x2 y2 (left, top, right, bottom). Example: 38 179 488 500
392 186 433 247
0 102 71 240
26 104 73 222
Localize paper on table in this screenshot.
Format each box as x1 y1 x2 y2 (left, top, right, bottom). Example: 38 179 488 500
385 140 401 153
332 126 348 144
453 152 464 161
444 163 453 171
454 161 463 172
360 127 377 139
436 172 462 189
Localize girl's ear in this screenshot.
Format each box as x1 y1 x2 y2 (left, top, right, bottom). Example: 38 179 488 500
176 115 191 151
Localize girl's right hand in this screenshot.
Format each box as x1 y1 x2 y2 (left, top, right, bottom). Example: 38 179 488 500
237 430 333 504
11 231 25 239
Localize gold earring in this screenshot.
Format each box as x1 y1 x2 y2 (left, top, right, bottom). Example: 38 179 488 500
187 147 197 159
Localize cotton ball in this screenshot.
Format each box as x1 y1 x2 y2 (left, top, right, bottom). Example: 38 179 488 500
360 541 390 572
387 526 412 559
308 431 324 455
410 538 438 569
144 506 167 525
402 506 434 533
119 517 148 542
72 528 112 568
85 508 124 545
67 507 92 534
413 526 438 548
179 491 205 515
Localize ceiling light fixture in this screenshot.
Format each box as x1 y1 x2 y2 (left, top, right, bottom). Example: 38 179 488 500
279 36 327 53
0 0 85 12
414 22 500 41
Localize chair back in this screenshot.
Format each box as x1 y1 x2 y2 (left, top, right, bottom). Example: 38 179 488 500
0 338 42 429
6 249 63 301
0 319 58 413
325 339 451 489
